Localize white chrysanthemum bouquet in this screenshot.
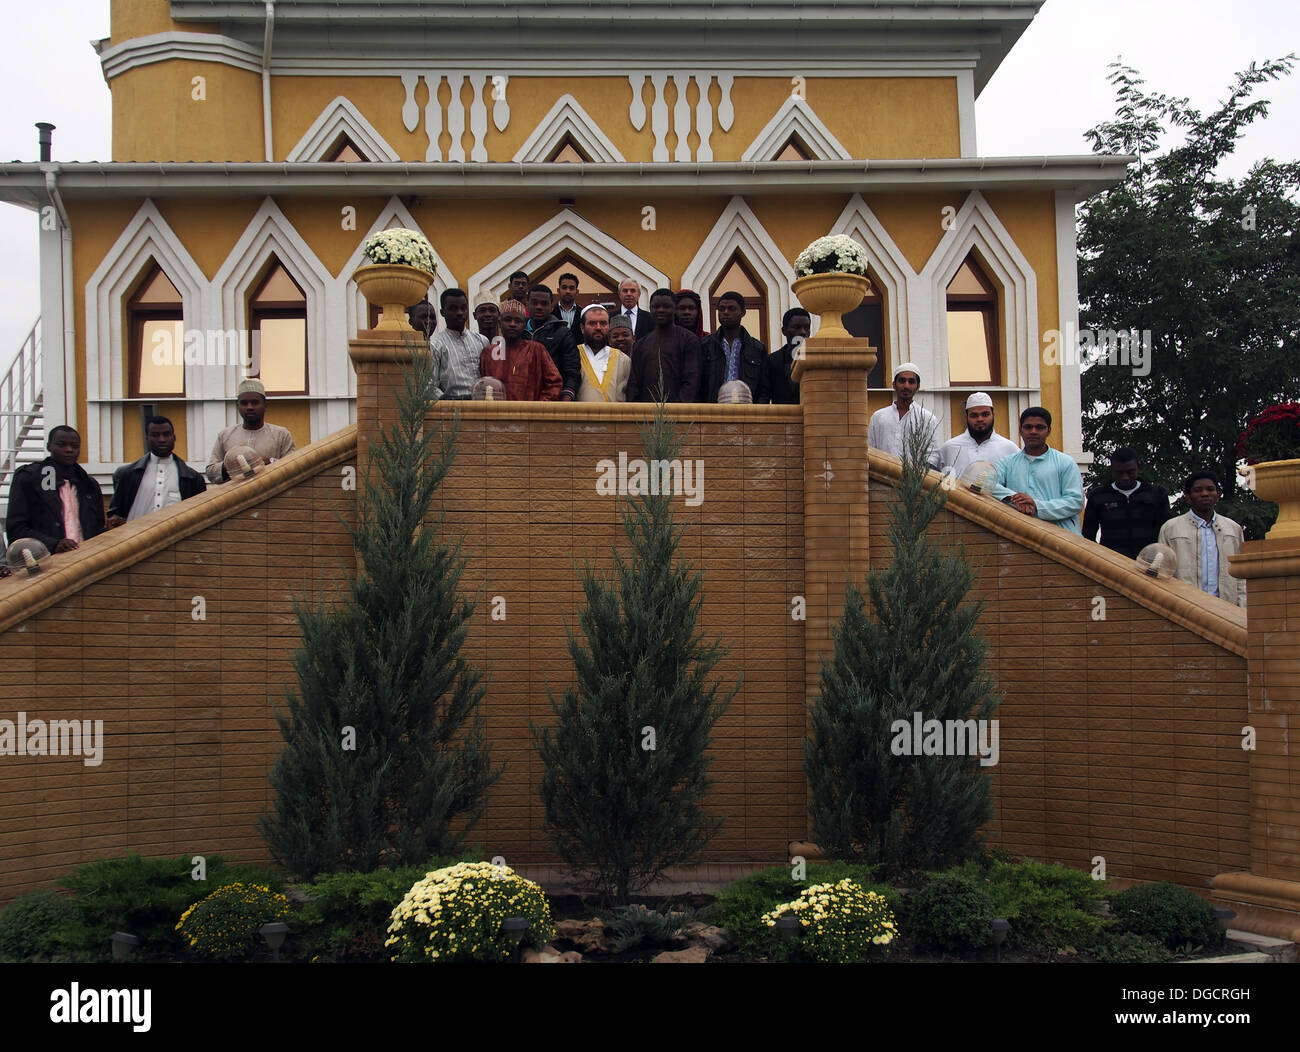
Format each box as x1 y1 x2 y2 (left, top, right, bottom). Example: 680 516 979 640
362 227 438 274
793 234 870 277
386 861 555 963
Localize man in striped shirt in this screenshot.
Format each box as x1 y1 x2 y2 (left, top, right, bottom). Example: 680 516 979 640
431 288 488 400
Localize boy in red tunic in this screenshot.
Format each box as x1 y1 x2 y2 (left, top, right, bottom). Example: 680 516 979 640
478 300 563 401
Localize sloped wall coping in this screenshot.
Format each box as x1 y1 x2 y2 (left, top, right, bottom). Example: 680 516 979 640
0 425 358 634
868 450 1248 657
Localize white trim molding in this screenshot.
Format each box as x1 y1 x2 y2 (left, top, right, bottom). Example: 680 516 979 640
466 208 669 307
83 200 212 466
957 69 976 158
512 94 625 164
286 96 401 162
741 96 851 163
1054 189 1087 462
98 31 263 82
828 194 919 369
681 196 792 348
919 190 1040 436
211 199 338 441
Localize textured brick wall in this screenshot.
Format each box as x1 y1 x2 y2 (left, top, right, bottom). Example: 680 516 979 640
869 482 1251 885
0 470 356 899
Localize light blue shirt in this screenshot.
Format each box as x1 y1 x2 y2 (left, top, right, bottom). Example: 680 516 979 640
1192 512 1220 597
992 447 1085 533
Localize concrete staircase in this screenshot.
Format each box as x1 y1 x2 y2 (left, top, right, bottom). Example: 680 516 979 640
0 319 44 535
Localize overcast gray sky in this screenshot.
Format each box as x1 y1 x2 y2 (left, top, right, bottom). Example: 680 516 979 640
0 0 1296 360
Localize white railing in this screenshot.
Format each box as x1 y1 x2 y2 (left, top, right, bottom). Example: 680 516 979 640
0 319 44 508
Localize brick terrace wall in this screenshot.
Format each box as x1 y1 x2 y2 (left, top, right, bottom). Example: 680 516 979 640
0 469 356 900
869 482 1251 885
435 411 807 865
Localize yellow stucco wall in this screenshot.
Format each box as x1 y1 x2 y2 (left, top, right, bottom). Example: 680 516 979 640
110 0 212 45
112 61 264 162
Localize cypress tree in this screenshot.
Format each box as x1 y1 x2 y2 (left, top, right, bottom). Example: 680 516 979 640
534 410 736 903
261 341 499 878
804 427 1000 879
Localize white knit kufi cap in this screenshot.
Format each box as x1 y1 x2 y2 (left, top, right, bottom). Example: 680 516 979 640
237 378 266 398
965 392 994 409
893 362 921 381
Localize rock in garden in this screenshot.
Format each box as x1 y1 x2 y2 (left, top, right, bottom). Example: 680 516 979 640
651 946 711 964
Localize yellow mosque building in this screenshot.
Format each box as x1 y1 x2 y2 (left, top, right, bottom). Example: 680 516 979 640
0 0 1127 500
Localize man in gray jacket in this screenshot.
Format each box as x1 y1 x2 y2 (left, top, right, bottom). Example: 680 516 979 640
1157 471 1246 606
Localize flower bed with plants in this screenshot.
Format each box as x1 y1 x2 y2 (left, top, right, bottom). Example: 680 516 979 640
0 850 1258 964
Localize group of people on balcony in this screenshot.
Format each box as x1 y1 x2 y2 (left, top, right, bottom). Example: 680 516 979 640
1 291 1247 606
866 361 1244 606
406 277 808 405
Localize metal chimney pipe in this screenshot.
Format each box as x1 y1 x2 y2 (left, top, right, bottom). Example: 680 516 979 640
36 122 55 162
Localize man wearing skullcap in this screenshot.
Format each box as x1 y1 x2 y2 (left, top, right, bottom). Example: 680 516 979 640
575 305 629 402
937 391 1019 474
478 300 563 401
608 313 635 354
474 301 500 340
204 378 296 482
867 362 939 468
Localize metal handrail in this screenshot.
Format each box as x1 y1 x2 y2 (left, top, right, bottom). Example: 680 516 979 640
0 319 44 501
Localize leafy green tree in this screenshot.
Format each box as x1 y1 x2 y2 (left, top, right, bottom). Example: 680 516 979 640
1078 57 1300 537
261 344 499 878
805 430 999 880
534 411 736 904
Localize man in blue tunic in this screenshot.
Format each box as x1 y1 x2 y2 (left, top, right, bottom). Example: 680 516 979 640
991 407 1084 533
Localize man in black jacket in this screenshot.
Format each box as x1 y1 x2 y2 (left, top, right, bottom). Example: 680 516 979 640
699 291 769 403
106 416 207 526
1082 447 1170 558
762 308 811 404
5 425 105 552
550 272 584 341
526 284 580 400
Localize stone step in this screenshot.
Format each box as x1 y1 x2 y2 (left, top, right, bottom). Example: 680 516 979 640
1224 929 1297 963
1186 952 1273 964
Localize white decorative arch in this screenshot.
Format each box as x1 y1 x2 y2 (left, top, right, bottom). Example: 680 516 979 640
211 199 339 440
512 94 625 163
84 199 211 466
338 197 454 343
919 190 1040 425
287 96 401 162
466 209 668 306
740 96 851 162
829 194 919 371
680 196 792 347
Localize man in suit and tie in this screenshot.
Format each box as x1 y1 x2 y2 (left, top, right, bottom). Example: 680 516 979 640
616 279 654 339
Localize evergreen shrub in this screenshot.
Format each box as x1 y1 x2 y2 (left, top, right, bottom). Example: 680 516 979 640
0 889 76 962
958 858 1107 951
1107 882 1223 951
909 871 996 953
57 851 283 959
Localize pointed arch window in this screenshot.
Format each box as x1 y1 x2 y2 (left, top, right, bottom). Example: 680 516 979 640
710 252 769 347
325 135 367 162
129 262 185 397
534 253 618 308
249 258 309 394
774 135 813 162
946 254 999 385
547 135 591 164
843 273 886 388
